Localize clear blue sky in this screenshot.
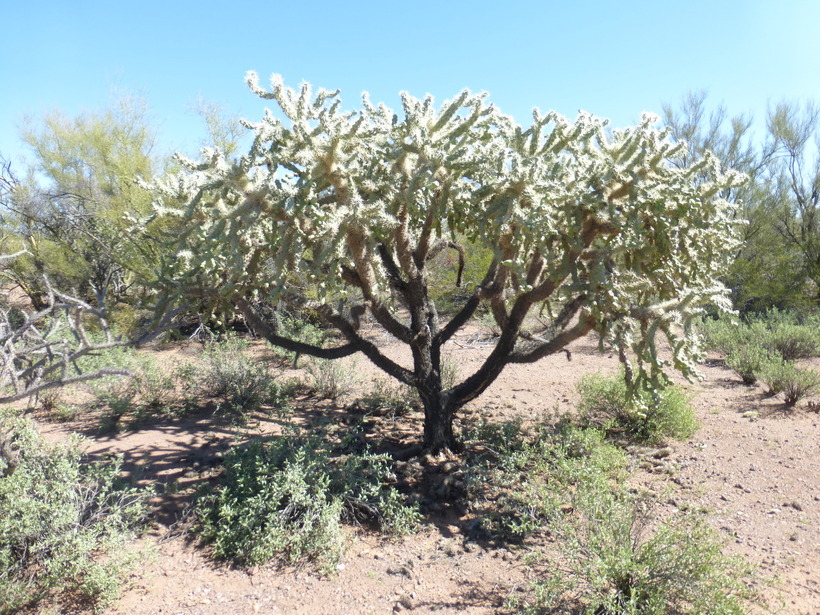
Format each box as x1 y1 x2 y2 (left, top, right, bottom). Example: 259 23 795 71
2 0 818 166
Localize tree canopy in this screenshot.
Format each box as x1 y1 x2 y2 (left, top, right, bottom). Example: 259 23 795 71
0 100 157 312
147 74 745 451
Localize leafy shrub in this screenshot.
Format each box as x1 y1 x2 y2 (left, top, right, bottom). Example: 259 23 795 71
518 489 749 615
765 325 820 361
0 411 149 613
758 358 820 406
426 236 495 315
85 350 200 429
701 310 820 361
270 314 328 366
724 345 774 385
360 379 419 417
196 436 418 568
699 315 748 356
200 335 285 415
465 420 627 542
577 373 698 444
309 359 357 400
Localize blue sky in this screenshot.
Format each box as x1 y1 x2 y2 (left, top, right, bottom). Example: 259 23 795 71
2 0 818 166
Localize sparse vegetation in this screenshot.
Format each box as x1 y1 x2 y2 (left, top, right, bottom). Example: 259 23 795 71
199 335 287 417
465 418 628 542
308 358 358 400
701 311 820 406
725 345 774 385
359 378 419 418
701 310 820 361
517 489 749 615
758 357 820 406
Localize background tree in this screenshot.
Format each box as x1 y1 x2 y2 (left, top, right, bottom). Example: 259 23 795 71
148 74 744 452
663 93 819 313
765 101 820 307
0 99 158 314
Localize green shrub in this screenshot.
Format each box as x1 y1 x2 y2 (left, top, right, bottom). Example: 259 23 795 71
465 420 627 542
360 379 419 418
701 310 820 360
0 411 149 613
758 358 820 406
762 323 820 361
195 436 418 568
518 488 749 614
309 359 357 400
699 315 747 355
725 345 774 385
426 236 495 315
270 314 328 366
577 373 698 444
200 335 285 416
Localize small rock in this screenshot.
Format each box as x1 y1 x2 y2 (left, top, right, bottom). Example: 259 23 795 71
441 461 458 474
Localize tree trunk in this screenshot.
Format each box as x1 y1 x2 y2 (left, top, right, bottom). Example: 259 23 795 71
420 392 459 453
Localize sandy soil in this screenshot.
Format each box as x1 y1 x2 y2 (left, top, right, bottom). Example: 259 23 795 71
34 329 820 615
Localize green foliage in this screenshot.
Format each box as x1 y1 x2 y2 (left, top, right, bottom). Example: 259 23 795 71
82 346 195 429
663 92 819 313
269 314 328 366
0 411 149 613
519 489 749 614
426 236 495 315
308 359 357 400
359 379 419 418
758 357 820 406
698 310 818 360
200 335 287 417
465 419 627 542
195 436 419 568
755 311 820 360
724 345 774 385
577 373 698 444
701 310 820 394
6 99 160 309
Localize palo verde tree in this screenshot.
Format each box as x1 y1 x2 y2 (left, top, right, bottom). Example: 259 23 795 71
1 99 158 311
148 73 744 453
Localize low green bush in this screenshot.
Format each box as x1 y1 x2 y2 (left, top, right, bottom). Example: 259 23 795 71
0 411 149 613
701 310 820 361
308 359 357 400
518 488 749 614
195 436 419 568
200 335 287 416
269 314 328 366
758 358 820 406
577 373 698 444
465 420 627 542
359 379 419 418
725 345 774 385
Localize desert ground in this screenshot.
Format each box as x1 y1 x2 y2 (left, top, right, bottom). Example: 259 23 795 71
32 326 820 615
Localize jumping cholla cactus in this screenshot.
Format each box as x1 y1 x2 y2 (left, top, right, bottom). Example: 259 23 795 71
147 73 745 452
